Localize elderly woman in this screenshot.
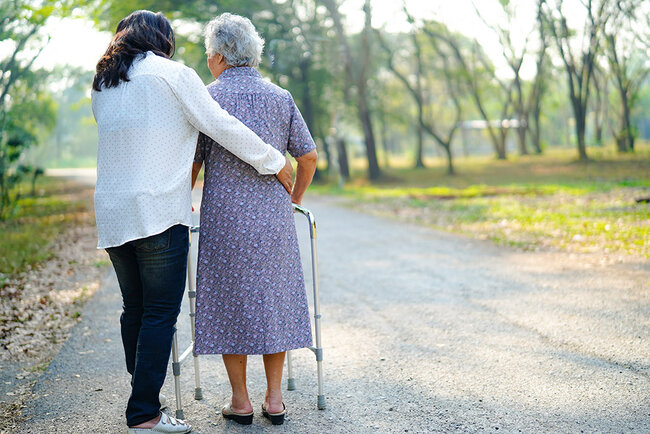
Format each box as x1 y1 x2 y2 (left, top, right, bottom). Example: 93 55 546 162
191 13 318 426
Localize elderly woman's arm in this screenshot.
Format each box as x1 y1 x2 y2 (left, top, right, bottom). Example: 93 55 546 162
290 150 318 205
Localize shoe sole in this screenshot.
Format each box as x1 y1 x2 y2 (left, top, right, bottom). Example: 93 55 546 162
262 410 285 425
223 413 253 425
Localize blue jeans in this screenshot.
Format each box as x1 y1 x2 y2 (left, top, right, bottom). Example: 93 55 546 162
106 224 189 427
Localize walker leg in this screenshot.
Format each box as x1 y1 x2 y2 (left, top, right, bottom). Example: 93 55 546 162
171 328 184 419
292 206 326 410
286 350 296 390
193 355 202 400
186 230 203 400
307 214 326 410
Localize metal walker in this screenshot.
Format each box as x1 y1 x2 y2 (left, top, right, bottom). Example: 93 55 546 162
169 204 326 419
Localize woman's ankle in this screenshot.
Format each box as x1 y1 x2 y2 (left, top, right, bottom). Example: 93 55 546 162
130 413 161 428
231 393 253 412
264 388 283 409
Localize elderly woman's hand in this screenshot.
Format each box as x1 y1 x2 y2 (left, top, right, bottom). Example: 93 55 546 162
276 156 294 194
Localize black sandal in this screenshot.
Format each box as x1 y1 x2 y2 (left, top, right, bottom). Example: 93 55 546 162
222 403 253 425
262 402 286 425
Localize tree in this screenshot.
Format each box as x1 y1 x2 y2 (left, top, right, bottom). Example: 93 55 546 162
604 1 650 152
541 0 613 161
527 0 550 154
0 1 81 218
375 28 427 169
319 0 382 180
422 23 510 160
376 17 463 174
474 0 533 156
259 0 337 178
590 63 608 146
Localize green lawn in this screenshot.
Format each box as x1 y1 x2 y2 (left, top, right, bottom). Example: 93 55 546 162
312 146 650 257
0 178 92 282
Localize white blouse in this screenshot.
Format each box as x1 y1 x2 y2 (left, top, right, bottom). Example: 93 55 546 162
92 52 286 249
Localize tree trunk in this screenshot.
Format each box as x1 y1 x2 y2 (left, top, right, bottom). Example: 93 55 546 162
571 92 589 161
496 140 507 160
358 96 381 180
299 59 315 134
619 90 633 152
592 70 605 147
514 76 528 156
531 122 542 154
358 0 381 180
576 115 588 161
595 120 603 147
442 143 454 175
320 0 381 181
516 124 528 155
336 137 350 180
322 135 332 173
530 102 543 154
415 112 425 168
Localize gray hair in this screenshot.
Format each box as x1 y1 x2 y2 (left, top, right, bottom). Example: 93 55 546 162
204 13 264 67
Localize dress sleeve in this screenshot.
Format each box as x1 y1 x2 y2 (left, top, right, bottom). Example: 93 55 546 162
286 93 317 158
172 66 285 174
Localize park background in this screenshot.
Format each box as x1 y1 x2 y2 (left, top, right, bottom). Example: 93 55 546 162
1 0 649 265
0 0 649 431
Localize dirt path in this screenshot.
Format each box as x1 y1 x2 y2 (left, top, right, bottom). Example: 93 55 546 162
14 195 649 433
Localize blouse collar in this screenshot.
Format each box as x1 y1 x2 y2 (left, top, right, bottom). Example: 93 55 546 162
219 67 262 79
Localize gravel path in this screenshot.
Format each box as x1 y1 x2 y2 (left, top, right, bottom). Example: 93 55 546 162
15 195 649 433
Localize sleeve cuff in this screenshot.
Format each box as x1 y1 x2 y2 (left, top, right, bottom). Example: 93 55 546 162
266 148 286 174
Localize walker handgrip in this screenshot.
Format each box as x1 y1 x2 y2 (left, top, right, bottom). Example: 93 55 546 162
292 204 316 240
292 203 309 216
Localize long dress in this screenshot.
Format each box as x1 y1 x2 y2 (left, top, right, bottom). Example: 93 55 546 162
193 67 315 355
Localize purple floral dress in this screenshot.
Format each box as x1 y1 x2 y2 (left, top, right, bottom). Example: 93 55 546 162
193 67 315 355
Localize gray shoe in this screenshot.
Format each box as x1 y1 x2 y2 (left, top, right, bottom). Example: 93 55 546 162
128 412 191 433
159 393 167 410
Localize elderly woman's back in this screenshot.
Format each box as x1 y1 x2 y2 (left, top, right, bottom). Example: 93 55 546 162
194 67 315 354
196 67 314 172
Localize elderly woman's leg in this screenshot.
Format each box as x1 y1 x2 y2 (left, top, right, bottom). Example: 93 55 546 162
262 352 286 413
222 355 253 413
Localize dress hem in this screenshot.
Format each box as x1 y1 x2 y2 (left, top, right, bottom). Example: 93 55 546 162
194 341 313 356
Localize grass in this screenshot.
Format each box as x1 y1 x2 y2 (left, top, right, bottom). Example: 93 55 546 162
0 177 93 278
312 146 650 257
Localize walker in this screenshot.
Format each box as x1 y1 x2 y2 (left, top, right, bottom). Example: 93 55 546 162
169 204 326 419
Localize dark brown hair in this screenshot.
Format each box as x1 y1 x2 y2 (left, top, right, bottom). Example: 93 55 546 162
92 10 175 91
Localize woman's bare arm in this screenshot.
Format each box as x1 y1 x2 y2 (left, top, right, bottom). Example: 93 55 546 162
290 149 318 205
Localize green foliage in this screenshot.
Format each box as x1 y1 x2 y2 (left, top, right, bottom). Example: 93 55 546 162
0 0 93 219
0 70 57 219
28 68 98 168
67 0 650 181
0 177 90 276
312 147 650 257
